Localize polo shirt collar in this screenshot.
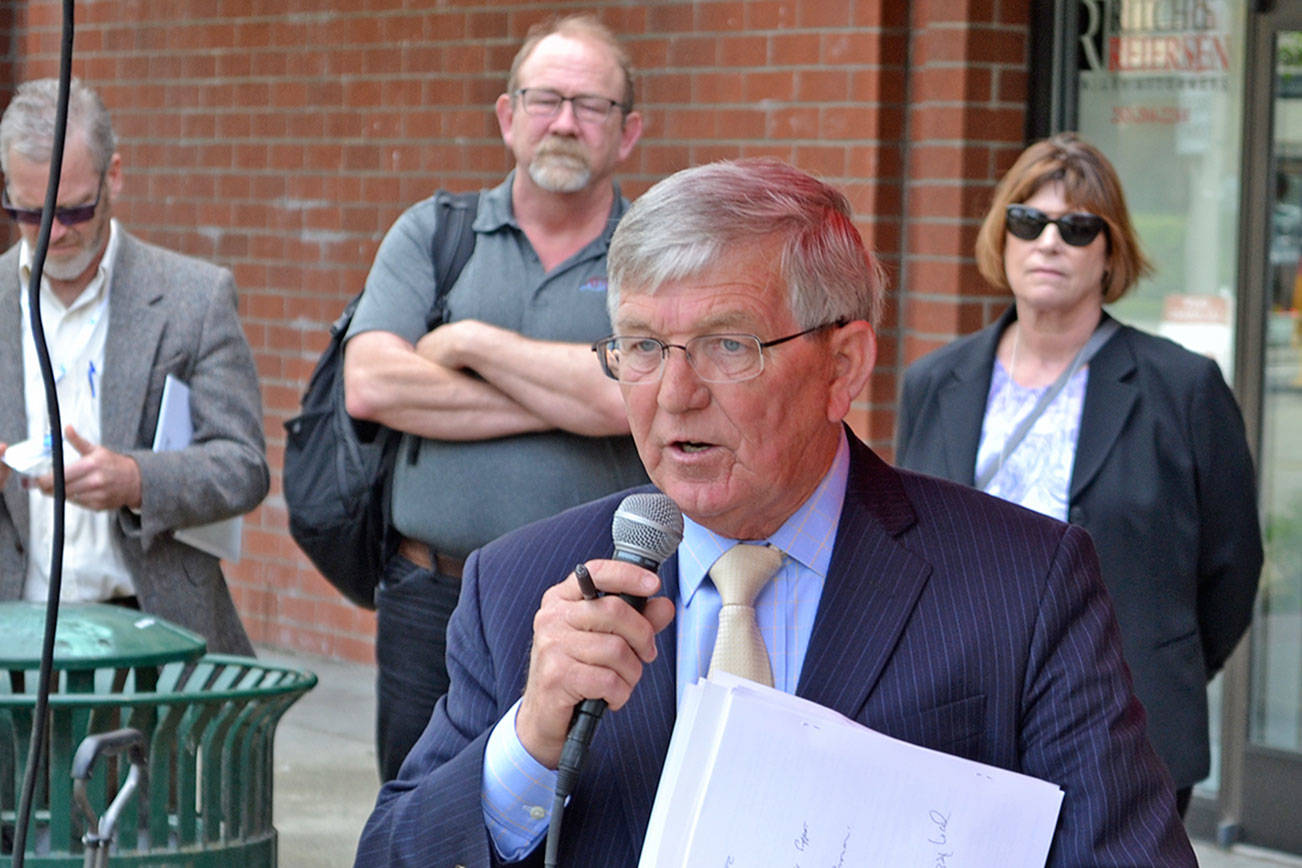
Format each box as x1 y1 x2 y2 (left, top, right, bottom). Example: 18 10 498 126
478 169 629 244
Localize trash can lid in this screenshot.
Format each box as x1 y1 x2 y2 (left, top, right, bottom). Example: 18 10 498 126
0 602 207 670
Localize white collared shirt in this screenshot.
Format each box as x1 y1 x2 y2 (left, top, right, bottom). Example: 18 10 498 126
18 219 135 602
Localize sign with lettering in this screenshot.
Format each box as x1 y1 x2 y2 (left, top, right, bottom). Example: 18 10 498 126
1074 1 1246 362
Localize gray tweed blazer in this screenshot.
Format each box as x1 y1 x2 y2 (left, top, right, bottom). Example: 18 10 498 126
0 230 268 654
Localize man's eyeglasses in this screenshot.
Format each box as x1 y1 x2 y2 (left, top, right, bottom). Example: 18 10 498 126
515 88 626 125
592 320 847 385
2 174 104 227
1005 204 1107 248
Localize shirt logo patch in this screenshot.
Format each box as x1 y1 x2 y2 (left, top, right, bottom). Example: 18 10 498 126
579 277 608 293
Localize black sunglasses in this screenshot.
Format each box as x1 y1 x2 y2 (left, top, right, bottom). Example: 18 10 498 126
1005 204 1107 247
2 175 104 226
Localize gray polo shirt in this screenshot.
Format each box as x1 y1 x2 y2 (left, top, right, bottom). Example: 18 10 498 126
348 172 648 558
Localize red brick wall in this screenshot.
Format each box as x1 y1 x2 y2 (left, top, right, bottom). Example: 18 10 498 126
3 1 1029 663
901 0 1030 376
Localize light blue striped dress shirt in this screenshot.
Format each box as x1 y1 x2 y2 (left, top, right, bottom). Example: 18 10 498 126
482 433 851 859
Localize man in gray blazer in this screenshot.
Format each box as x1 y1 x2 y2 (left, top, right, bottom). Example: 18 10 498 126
0 78 266 655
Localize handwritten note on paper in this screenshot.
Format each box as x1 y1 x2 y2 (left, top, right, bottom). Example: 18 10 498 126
639 675 1063 868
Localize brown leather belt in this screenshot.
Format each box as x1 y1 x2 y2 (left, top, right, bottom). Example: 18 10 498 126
397 536 464 579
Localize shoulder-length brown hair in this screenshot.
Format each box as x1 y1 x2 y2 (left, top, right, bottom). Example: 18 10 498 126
975 132 1153 304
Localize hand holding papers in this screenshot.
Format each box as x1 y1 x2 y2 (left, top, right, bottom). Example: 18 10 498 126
1 435 65 477
640 674 1063 868
152 375 243 561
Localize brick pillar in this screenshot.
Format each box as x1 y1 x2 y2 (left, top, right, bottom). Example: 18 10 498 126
897 1 1030 388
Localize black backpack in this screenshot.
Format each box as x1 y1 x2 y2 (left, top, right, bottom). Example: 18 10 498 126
283 191 479 608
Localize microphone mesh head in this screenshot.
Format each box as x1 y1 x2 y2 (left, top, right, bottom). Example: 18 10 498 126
612 493 684 564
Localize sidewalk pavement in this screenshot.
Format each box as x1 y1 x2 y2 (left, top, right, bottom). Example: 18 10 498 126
262 644 1302 868
264 646 378 868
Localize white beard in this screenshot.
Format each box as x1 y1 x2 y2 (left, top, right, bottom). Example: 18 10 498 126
528 141 593 193
39 214 108 282
39 241 102 282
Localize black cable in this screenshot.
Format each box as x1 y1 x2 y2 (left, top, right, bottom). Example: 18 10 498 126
541 499 680 867
11 1 77 864
543 788 566 868
544 701 606 867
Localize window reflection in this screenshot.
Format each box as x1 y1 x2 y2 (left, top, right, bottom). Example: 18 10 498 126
1249 30 1302 754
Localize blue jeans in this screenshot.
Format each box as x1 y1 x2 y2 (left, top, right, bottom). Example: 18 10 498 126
374 552 461 782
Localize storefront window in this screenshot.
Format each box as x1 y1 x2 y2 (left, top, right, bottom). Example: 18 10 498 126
1250 26 1302 762
1073 0 1250 797
1076 0 1248 383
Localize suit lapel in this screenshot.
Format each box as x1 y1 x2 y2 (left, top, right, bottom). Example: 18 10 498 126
597 444 937 846
1 258 25 445
1071 320 1136 501
1 252 31 557
605 552 680 849
797 436 932 719
101 235 165 450
934 310 1009 485
936 373 985 486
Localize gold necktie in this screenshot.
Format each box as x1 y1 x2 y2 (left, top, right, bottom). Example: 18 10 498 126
707 543 783 687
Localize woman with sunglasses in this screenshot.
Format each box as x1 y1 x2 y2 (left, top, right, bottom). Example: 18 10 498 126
896 132 1263 818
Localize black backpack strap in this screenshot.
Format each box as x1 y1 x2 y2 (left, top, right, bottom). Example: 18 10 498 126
427 190 480 329
400 190 481 471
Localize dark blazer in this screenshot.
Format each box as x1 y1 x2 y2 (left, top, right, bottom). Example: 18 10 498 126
355 434 1194 867
896 307 1263 789
0 232 268 654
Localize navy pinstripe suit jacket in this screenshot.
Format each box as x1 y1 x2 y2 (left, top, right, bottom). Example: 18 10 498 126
355 434 1194 867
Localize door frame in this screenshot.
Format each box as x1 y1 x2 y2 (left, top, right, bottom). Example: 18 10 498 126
1227 0 1302 854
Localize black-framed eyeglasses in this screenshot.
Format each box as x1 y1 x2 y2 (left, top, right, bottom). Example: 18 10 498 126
1005 204 1107 247
2 173 105 227
514 88 626 125
592 319 848 384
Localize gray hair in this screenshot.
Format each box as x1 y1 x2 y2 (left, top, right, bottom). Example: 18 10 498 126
0 78 117 176
508 14 634 112
607 158 885 328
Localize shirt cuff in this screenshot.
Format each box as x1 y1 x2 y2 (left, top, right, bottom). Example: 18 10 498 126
482 698 558 861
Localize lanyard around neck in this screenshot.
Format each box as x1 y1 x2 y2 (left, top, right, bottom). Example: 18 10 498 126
975 316 1119 491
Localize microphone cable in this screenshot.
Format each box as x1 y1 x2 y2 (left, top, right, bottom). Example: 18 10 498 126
543 604 634 868
11 1 78 864
542 494 682 867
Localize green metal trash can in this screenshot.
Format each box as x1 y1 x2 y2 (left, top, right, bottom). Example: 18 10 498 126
0 602 316 866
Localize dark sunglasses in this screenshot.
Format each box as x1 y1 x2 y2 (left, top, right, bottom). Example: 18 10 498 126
1005 204 1107 247
2 175 104 226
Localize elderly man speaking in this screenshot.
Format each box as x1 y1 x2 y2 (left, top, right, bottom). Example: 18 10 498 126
355 159 1194 867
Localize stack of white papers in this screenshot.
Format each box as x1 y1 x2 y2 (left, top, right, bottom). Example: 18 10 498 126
640 673 1063 868
152 375 243 562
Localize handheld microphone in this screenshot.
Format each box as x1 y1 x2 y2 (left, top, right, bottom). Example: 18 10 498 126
546 493 682 864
